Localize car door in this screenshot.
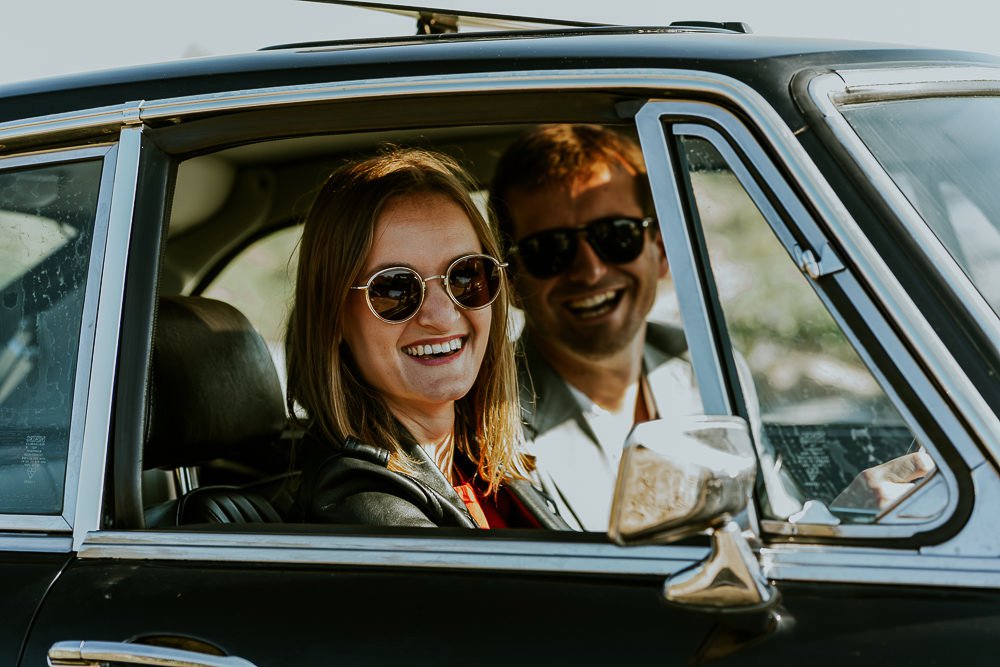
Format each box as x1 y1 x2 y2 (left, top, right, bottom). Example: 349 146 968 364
0 145 120 664
17 67 1000 667
11 78 748 667
633 93 1000 661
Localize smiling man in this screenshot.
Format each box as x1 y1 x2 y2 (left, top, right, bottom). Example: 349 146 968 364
490 124 703 531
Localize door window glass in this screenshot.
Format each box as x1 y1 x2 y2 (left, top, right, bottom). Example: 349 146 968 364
677 135 940 525
0 159 103 514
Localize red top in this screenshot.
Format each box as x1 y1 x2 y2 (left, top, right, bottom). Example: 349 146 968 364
453 464 542 529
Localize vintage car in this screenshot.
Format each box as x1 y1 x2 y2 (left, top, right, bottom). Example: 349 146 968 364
2 4 999 665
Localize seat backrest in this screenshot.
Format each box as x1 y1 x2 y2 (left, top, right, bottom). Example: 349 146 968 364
143 295 288 525
145 295 287 470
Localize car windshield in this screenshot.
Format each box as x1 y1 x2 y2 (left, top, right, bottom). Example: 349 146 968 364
842 96 1000 316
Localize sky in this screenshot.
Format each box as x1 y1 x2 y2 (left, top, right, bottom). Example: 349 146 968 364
1 0 998 85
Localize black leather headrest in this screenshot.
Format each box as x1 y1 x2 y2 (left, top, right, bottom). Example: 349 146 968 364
144 296 286 469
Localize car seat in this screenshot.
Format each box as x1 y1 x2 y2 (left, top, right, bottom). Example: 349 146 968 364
143 295 290 526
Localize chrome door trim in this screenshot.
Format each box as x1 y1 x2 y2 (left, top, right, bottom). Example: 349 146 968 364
0 145 116 537
763 542 1000 589
71 128 144 550
808 68 1000 465
0 534 73 553
79 530 708 576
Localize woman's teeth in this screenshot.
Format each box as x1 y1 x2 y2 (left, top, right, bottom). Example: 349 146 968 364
403 337 464 357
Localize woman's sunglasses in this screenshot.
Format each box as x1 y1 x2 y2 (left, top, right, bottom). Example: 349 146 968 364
511 216 654 279
350 253 507 324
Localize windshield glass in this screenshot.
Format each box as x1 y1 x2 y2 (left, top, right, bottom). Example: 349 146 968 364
843 97 1000 316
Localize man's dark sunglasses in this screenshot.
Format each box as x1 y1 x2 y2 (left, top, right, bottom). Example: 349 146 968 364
511 216 654 279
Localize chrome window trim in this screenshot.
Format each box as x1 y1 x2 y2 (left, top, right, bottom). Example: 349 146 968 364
70 128 144 551
0 67 981 579
808 68 1000 469
828 66 1000 103
0 102 138 148
0 535 73 553
79 530 709 576
0 144 117 537
635 105 962 539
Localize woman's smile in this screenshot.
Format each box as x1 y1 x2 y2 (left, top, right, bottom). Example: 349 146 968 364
402 334 468 364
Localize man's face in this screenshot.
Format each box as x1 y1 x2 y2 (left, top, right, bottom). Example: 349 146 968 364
507 163 667 359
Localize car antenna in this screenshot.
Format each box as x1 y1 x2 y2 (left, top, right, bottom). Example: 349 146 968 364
300 0 615 34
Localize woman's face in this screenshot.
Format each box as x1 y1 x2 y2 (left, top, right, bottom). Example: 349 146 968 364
342 192 493 418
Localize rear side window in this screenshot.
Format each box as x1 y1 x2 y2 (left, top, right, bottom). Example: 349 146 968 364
0 159 103 514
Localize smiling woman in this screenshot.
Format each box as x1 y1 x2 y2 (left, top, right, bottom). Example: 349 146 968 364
286 147 538 529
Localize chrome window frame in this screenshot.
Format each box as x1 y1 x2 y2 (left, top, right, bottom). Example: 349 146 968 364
0 67 989 585
0 145 118 535
636 102 964 540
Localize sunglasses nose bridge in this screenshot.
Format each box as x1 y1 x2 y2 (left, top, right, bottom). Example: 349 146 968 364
415 273 462 326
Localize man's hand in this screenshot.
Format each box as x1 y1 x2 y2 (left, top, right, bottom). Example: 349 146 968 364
831 450 936 512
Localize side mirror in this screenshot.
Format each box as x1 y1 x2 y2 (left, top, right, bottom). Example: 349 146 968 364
608 415 776 609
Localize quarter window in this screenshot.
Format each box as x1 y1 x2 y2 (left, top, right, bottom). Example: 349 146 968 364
676 134 942 526
0 159 103 514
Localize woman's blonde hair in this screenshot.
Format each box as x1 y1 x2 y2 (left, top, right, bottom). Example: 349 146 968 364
286 147 528 492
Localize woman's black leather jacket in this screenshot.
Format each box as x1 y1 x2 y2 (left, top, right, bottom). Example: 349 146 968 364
295 433 570 530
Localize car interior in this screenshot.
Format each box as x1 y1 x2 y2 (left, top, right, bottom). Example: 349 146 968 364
141 115 630 530
76 84 941 534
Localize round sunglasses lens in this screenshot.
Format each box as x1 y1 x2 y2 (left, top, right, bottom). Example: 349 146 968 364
518 233 575 279
367 268 422 321
448 256 501 308
591 218 646 263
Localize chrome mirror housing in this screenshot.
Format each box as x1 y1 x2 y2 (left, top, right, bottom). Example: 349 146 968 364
608 415 776 609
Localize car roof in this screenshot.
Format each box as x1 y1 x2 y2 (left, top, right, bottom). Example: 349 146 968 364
2 27 998 124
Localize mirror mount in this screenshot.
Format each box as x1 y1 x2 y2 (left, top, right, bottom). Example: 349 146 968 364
609 416 777 611
664 519 776 610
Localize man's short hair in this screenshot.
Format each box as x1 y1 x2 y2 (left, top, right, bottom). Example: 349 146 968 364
489 124 654 251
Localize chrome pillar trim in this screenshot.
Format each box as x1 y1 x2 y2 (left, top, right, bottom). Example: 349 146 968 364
635 105 730 415
808 70 1000 467
79 530 709 576
921 462 1000 558
762 542 1000 588
0 145 114 537
48 640 258 667
664 520 776 608
60 148 119 534
72 128 144 550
